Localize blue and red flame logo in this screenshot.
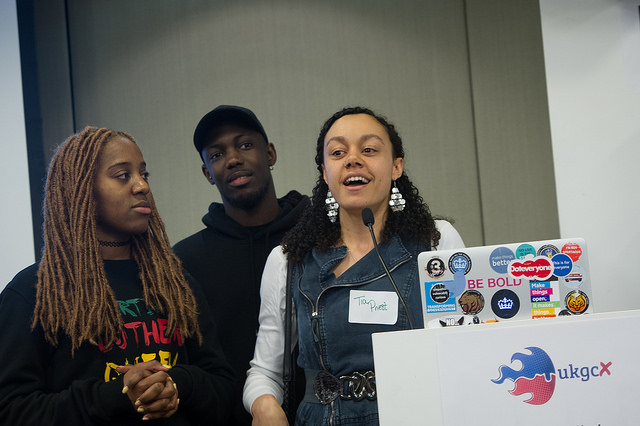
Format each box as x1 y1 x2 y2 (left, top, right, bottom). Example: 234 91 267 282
492 346 556 405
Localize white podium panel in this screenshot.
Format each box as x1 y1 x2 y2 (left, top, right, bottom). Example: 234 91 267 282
372 310 640 426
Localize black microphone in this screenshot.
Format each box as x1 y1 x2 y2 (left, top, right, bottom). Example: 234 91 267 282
361 207 375 227
361 208 415 329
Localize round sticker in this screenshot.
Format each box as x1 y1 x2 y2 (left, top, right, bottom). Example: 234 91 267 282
448 252 472 275
489 247 515 274
565 290 589 314
430 283 450 304
562 242 583 262
561 265 585 289
516 244 536 259
426 257 446 279
537 244 559 258
552 253 573 277
491 289 520 319
458 290 484 315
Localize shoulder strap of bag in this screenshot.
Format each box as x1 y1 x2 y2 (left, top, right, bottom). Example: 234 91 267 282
282 260 295 421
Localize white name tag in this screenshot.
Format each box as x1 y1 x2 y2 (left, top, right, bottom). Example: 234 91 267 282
348 290 398 325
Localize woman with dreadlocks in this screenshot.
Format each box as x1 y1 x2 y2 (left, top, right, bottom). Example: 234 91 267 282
243 107 465 425
0 127 234 425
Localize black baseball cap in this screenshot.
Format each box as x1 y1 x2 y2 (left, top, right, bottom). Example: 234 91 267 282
193 105 269 158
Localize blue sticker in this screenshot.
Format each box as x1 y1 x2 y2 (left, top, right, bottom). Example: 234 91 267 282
448 252 472 275
489 247 516 274
444 270 467 299
552 253 573 277
530 294 550 303
530 281 551 289
491 289 520 319
515 244 536 259
425 282 457 314
537 244 559 259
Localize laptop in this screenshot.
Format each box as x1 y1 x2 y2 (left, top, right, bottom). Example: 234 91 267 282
417 238 592 328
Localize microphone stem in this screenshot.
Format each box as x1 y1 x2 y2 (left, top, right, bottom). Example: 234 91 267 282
367 225 416 330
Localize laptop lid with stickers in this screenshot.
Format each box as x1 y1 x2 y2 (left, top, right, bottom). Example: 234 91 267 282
417 238 592 328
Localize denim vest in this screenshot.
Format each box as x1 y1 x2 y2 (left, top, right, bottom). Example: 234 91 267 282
292 235 429 425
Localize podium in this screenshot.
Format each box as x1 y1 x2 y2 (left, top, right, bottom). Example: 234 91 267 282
372 310 640 425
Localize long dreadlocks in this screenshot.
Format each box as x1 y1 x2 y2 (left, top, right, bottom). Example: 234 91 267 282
32 126 201 353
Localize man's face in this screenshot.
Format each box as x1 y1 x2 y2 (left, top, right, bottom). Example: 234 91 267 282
201 124 276 210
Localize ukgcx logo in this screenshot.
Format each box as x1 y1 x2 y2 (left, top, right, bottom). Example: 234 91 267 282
492 347 556 405
492 347 613 405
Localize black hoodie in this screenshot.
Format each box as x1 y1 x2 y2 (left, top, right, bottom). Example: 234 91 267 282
0 260 235 425
172 190 308 425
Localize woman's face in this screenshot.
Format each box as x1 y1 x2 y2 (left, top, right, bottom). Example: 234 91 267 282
93 136 152 241
322 113 403 216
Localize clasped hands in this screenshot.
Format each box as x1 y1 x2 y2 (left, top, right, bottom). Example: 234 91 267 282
117 360 179 421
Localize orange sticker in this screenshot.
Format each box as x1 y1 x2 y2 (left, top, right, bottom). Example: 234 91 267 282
565 290 589 314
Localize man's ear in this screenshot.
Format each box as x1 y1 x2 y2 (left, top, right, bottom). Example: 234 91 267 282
267 143 277 168
202 164 215 185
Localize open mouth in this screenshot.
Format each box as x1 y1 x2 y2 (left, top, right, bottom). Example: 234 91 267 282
344 176 370 186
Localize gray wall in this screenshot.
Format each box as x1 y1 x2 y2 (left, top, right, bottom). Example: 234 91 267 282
30 0 558 248
539 0 640 314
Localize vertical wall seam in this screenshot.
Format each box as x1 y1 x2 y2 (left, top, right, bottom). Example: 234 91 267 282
462 0 486 245
63 0 76 131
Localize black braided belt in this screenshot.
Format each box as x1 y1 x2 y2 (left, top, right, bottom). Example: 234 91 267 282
303 369 376 404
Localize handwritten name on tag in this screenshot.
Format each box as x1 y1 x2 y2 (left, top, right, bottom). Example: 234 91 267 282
348 290 398 325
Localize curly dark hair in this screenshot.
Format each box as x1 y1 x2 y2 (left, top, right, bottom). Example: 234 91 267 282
282 106 440 264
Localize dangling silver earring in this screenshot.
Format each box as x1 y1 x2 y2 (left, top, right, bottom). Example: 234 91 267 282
269 165 274 171
325 191 339 223
389 181 406 212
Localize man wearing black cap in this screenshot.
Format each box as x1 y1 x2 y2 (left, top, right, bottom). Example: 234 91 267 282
173 105 308 425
